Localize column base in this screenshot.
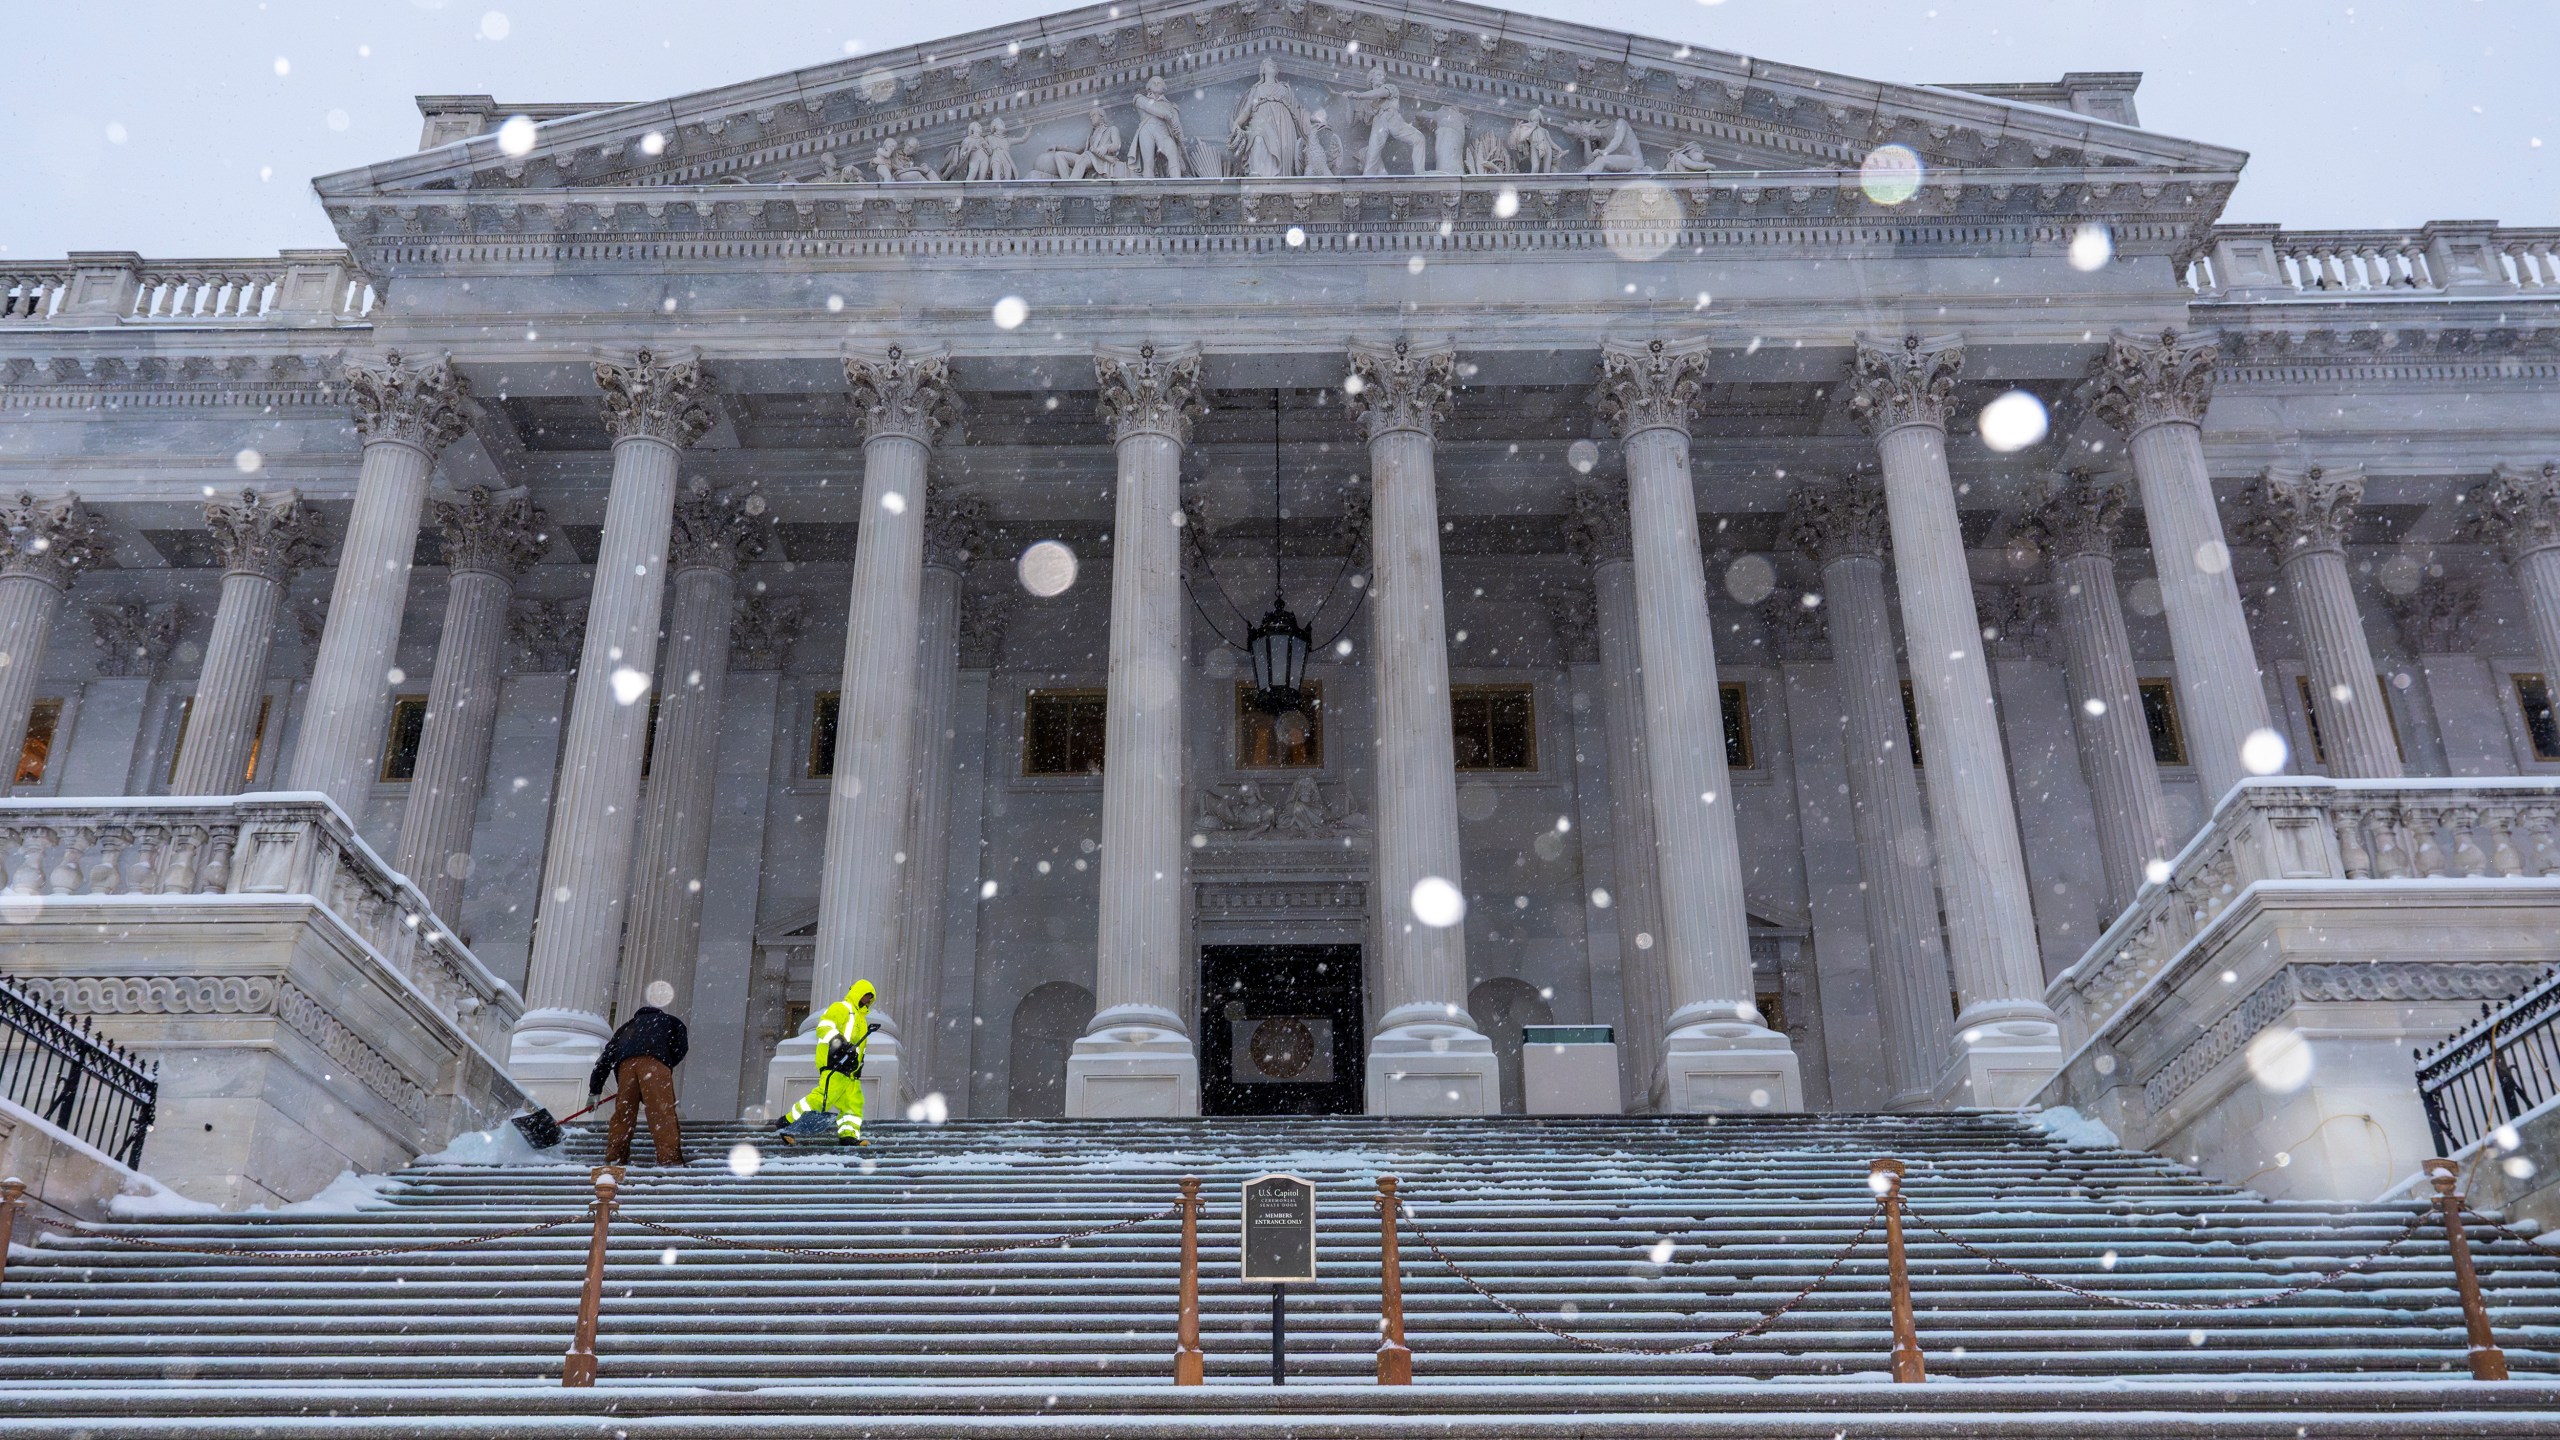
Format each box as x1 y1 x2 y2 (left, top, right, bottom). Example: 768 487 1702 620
1366 1020 1500 1116
1935 1014 2065 1110
1064 1022 1200 1118
1661 1020 1805 1113
506 1008 611 1118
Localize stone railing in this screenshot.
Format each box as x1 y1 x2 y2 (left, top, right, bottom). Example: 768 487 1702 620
2186 222 2560 299
0 794 518 1054
2047 778 2560 1050
0 250 374 327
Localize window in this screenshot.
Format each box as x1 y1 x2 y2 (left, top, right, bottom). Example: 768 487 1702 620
1235 680 1323 768
1720 682 1754 770
2517 674 2560 762
1755 990 1787 1034
2138 679 2188 766
378 695 429 782
1451 684 1536 771
1900 679 1923 768
1024 688 1109 776
14 699 60 785
2296 674 2406 767
167 695 273 785
808 691 839 779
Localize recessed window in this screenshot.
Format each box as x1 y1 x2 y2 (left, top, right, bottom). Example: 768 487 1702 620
809 691 839 779
1900 679 1923 768
168 695 273 786
1235 680 1323 769
1720 681 1753 771
14 699 60 785
1024 688 1108 776
1452 684 1536 772
378 695 429 782
1755 990 1787 1034
2517 674 2560 763
2138 679 2188 767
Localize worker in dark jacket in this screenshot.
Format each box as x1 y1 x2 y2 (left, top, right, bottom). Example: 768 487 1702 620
591 979 691 1166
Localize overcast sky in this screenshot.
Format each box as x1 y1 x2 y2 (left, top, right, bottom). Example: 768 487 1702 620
7 0 2552 259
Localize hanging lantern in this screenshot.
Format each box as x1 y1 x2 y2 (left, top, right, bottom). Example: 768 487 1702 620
1247 603 1312 720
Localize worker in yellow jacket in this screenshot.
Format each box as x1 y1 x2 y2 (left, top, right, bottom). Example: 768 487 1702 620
779 979 878 1144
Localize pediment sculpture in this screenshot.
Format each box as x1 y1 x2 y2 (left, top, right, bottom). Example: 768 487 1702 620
1195 778 1369 841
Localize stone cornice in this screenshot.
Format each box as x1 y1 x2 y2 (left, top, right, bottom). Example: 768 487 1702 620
2247 463 2364 562
1093 343 1208 445
1345 339 1455 440
595 347 716 448
845 345 960 446
343 350 473 455
0 492 109 589
1847 333 1962 435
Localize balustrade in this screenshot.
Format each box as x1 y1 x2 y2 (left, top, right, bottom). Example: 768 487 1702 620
0 255 372 324
2186 223 2560 298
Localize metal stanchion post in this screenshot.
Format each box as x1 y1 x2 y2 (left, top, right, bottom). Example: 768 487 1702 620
1376 1175 1411 1384
2425 1158 2510 1381
0 1177 23 1297
1176 1175 1204 1386
1871 1158 1925 1384
562 1165 622 1388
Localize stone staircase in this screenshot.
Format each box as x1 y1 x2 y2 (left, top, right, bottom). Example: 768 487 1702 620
3 1113 2559 1436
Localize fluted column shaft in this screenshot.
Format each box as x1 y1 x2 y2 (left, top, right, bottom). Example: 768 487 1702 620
0 578 65 774
2521 546 2560 687
2279 554 2400 778
2051 550 2174 907
395 566 510 917
895 557 965 1097
173 489 319 796
1588 558 1669 1103
2485 464 2560 691
616 561 740 1022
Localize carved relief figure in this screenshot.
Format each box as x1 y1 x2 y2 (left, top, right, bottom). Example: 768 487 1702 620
1425 104 1469 175
872 136 942 183
1031 102 1128 179
1230 59 1315 178
1276 777 1368 837
1562 115 1647 174
1509 107 1569 174
1130 75 1191 179
1345 62 1427 176
1661 141 1716 174
950 122 992 182
1195 782 1277 838
983 117 1025 181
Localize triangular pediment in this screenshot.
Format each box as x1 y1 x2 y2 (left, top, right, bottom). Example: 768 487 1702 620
318 0 2243 206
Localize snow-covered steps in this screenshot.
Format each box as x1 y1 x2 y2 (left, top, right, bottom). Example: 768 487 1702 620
0 1113 2554 1436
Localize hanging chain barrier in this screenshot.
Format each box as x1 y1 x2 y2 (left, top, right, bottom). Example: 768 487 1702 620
1896 1202 2435 1312
1395 1195 1883 1356
618 1204 1178 1263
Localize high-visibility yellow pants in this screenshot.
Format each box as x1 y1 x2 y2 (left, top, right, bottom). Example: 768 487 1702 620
783 1072 863 1138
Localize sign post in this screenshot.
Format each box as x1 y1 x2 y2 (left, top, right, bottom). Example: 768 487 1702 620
1241 1173 1316 1386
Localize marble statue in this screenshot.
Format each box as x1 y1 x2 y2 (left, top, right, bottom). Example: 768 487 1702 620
1345 63 1427 176
1509 107 1569 174
1130 75 1191 179
1195 782 1277 838
1425 104 1469 176
1463 126 1514 176
954 117 1027 182
872 136 942 183
1031 103 1128 179
1661 140 1716 174
1562 115 1646 174
1230 59 1316 178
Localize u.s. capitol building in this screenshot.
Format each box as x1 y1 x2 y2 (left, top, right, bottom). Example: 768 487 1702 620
4 0 2556 1208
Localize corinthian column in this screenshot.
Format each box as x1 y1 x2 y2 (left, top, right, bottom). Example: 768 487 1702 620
1346 339 1499 1115
395 486 546 920
2251 464 2400 779
1066 344 1206 1117
899 487 985 1109
288 353 473 815
2482 461 2560 691
1784 478 1955 1109
172 489 324 795
616 483 771 1025
0 493 107 773
2089 330 2275 801
2031 472 2175 912
764 346 957 1117
1567 480 1671 1106
510 349 713 1112
1594 339 1801 1111
1847 336 2060 1106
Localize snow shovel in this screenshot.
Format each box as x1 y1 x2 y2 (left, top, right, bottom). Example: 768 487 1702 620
510 1091 616 1151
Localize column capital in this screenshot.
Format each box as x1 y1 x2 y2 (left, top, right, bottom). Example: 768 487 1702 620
2482 460 2560 562
2087 327 2218 435
1594 337 1709 440
432 485 548 581
595 347 716 448
508 596 588 672
668 481 773 574
205 487 326 583
0 491 109 589
1093 343 1207 445
1976 580 2049 658
1345 339 1455 440
2248 462 2365 562
1542 579 1600 663
1782 475 1891 566
2029 469 2132 563
845 345 959 446
924 486 991 572
2390 574 2477 653
88 599 184 678
1566 476 1634 565
729 593 808 672
1847 333 1964 434
344 350 473 456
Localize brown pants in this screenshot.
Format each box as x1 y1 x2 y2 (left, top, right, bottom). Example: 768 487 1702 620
603 1057 684 1165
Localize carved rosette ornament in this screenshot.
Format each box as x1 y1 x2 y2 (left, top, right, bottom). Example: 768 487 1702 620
89 600 184 678
204 488 326 583
344 350 473 455
845 345 960 446
432 486 548 580
728 594 808 672
1093 343 1207 444
2029 470 2131 563
2248 463 2365 561
0 492 108 588
1344 339 1455 440
2087 328 2219 437
1593 337 1709 439
2390 577 2478 654
2482 461 2560 562
668 481 774 574
594 348 716 448
1847 334 1963 434
1782 476 1892 567
1566 476 1635 565
924 486 990 571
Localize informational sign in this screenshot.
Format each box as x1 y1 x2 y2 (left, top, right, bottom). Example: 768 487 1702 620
1240 1172 1317 1283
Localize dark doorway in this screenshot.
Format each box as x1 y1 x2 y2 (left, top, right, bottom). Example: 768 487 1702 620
1200 945 1365 1116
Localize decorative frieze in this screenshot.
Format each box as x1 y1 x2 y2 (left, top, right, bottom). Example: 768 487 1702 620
1093 343 1206 445
1782 476 1891 566
343 351 472 455
2087 328 2218 435
667 481 774 574
1593 338 1709 439
594 347 716 448
1344 339 1455 439
2248 463 2364 559
1194 779 1369 841
844 345 959 446
204 488 326 583
0 492 109 589
432 486 548 579
1846 334 1962 434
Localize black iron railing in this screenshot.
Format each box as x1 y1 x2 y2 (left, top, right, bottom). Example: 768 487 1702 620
2417 966 2560 1157
0 975 155 1168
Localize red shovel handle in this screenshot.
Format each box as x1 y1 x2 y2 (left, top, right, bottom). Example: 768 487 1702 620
561 1091 618 1123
